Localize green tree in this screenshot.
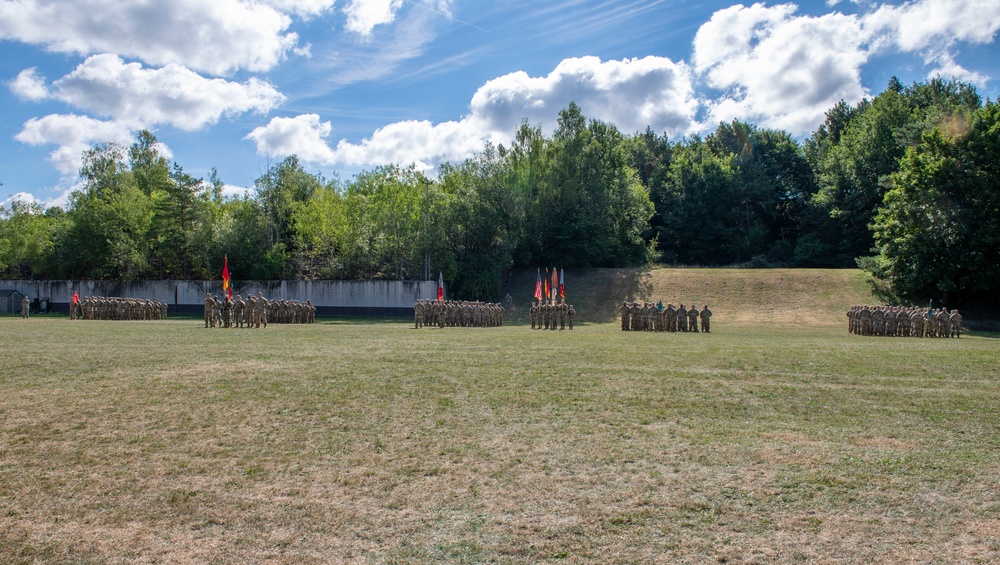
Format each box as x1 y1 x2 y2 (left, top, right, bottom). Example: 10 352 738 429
868 101 1000 305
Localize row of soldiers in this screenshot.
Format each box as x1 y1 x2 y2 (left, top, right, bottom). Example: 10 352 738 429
848 305 963 338
620 301 712 333
413 299 505 328
206 293 257 328
70 296 168 321
529 299 576 330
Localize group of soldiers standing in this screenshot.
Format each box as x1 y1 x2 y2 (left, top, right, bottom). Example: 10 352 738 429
413 299 505 328
620 301 712 333
204 292 317 329
848 305 962 338
529 299 576 330
69 295 168 321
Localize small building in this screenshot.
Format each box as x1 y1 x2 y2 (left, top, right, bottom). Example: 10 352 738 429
0 289 28 314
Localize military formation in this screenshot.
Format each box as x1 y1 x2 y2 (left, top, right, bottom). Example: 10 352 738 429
529 299 576 330
847 305 962 338
618 301 712 333
69 296 169 321
413 299 505 328
204 292 316 329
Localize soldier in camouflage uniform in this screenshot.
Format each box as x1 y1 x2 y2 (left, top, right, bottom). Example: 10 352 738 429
700 305 712 333
204 293 214 327
414 299 424 328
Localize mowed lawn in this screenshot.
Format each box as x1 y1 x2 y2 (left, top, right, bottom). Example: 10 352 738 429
2 310 999 563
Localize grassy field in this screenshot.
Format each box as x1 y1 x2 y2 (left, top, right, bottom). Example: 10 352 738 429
2 269 999 564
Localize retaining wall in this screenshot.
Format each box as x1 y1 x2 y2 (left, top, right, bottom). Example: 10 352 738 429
2 279 437 317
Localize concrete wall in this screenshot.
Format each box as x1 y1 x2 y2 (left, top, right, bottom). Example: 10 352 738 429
2 279 437 316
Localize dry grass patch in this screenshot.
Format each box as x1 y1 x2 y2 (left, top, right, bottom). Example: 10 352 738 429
1 314 999 563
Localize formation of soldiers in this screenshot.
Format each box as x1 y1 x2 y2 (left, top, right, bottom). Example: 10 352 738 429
204 292 316 329
529 298 576 330
619 301 712 333
847 305 962 338
413 299 505 328
68 296 169 321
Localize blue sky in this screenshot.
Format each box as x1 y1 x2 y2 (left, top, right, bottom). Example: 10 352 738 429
2 0 999 208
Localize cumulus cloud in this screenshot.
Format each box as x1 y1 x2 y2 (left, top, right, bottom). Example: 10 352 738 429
0 0 326 75
9 67 49 100
15 114 135 174
344 0 405 37
245 114 337 163
691 0 1000 134
252 56 699 170
866 0 1000 52
49 54 284 130
693 3 870 134
865 0 1000 81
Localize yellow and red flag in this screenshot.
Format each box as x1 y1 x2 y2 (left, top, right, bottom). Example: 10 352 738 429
543 268 550 300
222 256 232 299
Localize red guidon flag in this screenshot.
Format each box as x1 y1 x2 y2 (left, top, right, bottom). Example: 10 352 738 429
437 272 445 301
559 268 565 298
222 256 232 299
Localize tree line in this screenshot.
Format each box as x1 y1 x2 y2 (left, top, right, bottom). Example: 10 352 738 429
1 78 997 306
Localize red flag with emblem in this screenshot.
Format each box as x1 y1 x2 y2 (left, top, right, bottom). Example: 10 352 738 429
222 256 232 299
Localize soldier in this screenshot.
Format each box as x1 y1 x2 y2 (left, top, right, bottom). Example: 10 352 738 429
567 304 576 330
630 302 641 331
619 301 629 331
21 295 30 318
687 303 700 333
414 299 424 329
234 294 246 327
949 309 962 338
437 300 446 328
700 305 712 333
677 304 688 332
256 291 269 328
859 306 871 336
204 293 214 328
559 298 568 330
530 301 538 330
222 294 233 328
665 304 677 332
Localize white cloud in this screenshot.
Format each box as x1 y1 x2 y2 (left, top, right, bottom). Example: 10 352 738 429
864 0 1000 82
50 54 284 131
221 184 254 199
0 0 324 75
9 67 49 100
256 56 699 170
245 114 337 163
471 56 699 137
691 0 1000 134
693 3 871 134
260 0 337 18
14 114 135 174
344 0 405 37
865 0 1000 52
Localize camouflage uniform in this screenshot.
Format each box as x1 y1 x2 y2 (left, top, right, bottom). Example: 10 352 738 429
687 304 699 333
700 306 712 333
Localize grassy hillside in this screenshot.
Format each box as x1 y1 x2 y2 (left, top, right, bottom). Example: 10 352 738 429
502 267 873 327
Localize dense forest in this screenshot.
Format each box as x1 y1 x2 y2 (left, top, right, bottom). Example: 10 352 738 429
1 78 998 306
